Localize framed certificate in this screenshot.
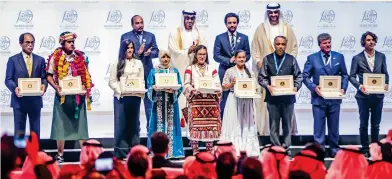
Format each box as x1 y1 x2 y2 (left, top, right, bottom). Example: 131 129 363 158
319 76 345 99
194 77 221 94
363 73 386 94
59 76 86 95
234 78 261 98
155 73 181 90
18 78 43 96
271 75 296 96
120 77 147 94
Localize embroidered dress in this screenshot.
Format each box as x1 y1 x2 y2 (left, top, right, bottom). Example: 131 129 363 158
146 67 184 158
219 66 260 157
183 64 222 142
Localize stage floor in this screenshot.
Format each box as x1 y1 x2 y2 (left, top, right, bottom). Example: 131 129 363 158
1 110 391 139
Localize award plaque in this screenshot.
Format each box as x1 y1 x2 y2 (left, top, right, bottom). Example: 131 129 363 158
59 76 86 95
120 77 147 94
155 73 181 90
271 75 296 96
18 78 43 96
319 76 345 99
234 78 261 98
363 73 386 94
194 77 221 94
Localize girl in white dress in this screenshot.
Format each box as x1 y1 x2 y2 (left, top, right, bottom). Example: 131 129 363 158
220 50 260 157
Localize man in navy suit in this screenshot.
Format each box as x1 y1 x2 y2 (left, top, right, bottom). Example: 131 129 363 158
4 32 47 139
120 15 159 129
303 33 348 156
349 31 389 156
213 12 250 117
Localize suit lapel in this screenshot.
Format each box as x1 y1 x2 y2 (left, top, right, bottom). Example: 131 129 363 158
224 33 232 55
17 52 29 77
317 51 328 74
373 51 381 72
31 54 39 77
360 51 372 72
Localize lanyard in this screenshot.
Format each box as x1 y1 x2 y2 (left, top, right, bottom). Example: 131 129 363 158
273 53 286 75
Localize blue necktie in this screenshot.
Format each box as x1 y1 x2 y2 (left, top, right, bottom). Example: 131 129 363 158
324 54 331 72
230 33 235 55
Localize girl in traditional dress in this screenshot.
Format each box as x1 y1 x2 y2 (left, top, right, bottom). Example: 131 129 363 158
220 50 260 157
183 45 222 154
46 32 93 163
146 50 184 158
109 39 145 159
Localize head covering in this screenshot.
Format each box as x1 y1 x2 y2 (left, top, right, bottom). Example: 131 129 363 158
366 161 392 179
159 49 171 59
183 152 217 178
326 146 368 179
80 139 104 166
59 32 77 44
264 2 285 49
261 146 290 179
289 150 327 179
214 141 237 159
259 144 273 162
180 10 198 32
19 151 60 179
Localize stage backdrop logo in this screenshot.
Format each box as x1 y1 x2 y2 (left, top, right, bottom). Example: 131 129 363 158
15 9 33 29
196 10 208 28
104 10 123 29
0 89 11 107
360 10 377 28
148 10 166 29
339 35 356 54
60 9 79 29
238 10 251 29
342 86 357 105
298 36 317 55
0 36 11 56
104 63 111 81
296 88 311 105
91 88 100 107
282 10 293 25
83 36 101 55
381 36 392 54
43 88 55 107
318 10 336 28
37 36 56 57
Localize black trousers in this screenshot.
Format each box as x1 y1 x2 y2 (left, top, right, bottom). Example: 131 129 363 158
267 103 294 148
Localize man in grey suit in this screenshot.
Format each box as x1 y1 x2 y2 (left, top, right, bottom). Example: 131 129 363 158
258 36 303 150
349 31 389 156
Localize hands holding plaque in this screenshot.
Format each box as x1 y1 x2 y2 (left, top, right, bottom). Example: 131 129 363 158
234 78 261 98
318 76 345 99
120 77 147 94
269 75 297 96
154 73 181 90
362 73 387 94
59 76 86 96
17 78 45 97
194 77 221 94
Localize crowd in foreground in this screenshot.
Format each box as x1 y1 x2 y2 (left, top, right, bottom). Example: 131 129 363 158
1 130 392 179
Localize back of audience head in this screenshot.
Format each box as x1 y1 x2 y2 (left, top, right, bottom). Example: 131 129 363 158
241 157 263 179
151 132 169 156
1 134 17 179
216 152 236 179
80 139 104 167
127 151 150 178
289 170 311 179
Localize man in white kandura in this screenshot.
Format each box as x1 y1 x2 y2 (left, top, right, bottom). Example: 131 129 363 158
251 2 298 136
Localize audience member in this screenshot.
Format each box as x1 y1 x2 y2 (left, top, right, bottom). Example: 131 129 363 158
261 146 290 179
289 170 311 179
127 151 151 179
241 157 263 179
151 132 182 168
326 146 368 179
216 152 236 179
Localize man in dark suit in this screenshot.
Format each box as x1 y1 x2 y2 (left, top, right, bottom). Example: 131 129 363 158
4 32 47 139
150 132 182 168
349 31 389 156
258 36 302 150
120 15 159 129
303 33 348 156
213 12 250 117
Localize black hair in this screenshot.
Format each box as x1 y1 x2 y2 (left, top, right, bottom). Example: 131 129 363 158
151 132 169 154
234 50 251 78
224 13 239 24
117 39 136 81
360 31 378 47
19 32 35 43
216 152 236 179
127 151 149 177
241 157 263 179
131 15 142 25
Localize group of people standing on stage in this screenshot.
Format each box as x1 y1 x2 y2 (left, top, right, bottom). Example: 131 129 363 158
5 2 389 162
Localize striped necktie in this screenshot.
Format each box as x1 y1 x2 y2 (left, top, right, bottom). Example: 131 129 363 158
230 33 235 55
26 55 32 77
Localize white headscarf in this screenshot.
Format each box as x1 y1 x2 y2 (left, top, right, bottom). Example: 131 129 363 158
263 3 285 48
179 10 200 49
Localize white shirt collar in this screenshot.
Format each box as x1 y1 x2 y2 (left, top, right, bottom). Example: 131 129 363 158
364 50 375 58
228 31 237 37
21 51 31 59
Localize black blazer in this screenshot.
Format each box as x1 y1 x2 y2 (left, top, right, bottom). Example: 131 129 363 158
152 156 182 168
349 50 389 99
